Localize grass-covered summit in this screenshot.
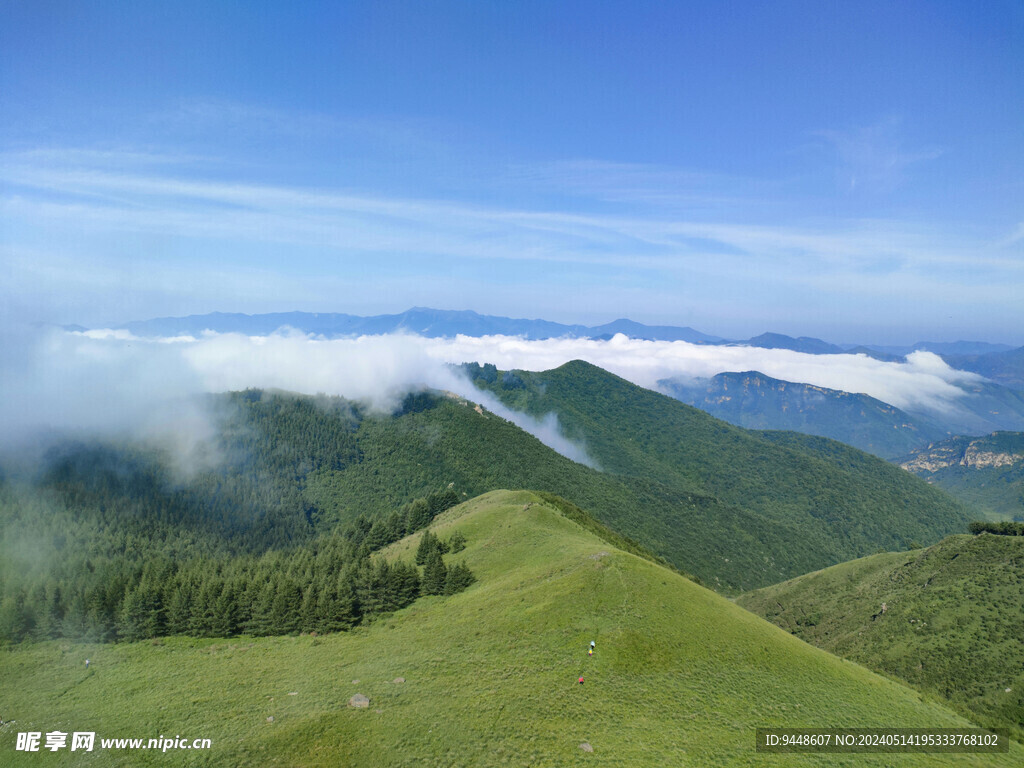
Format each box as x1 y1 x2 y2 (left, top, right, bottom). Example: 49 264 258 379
737 532 1024 742
1 491 1016 766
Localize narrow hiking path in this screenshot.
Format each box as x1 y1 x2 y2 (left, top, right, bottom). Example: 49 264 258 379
575 552 632 685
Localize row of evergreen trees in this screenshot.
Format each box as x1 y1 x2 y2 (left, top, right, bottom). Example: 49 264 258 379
0 487 474 644
968 520 1024 536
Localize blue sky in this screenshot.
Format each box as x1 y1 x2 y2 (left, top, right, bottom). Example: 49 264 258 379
1 0 1022 343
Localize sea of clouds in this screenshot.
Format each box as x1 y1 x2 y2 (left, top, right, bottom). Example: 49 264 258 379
0 326 987 471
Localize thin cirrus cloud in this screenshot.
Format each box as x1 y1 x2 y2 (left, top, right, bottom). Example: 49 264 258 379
2 146 1021 342
1 150 1009 278
1 164 663 266
815 117 945 193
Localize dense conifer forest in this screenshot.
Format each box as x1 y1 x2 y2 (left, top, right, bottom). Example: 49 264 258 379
0 390 475 644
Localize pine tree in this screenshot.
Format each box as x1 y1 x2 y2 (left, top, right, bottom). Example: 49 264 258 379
0 592 34 643
355 559 388 616
117 587 149 642
163 579 194 636
380 511 404 546
36 583 63 641
85 586 115 643
364 520 390 551
270 579 302 635
378 561 402 612
211 583 241 637
443 562 476 596
405 498 432 533
416 530 439 565
448 531 467 553
61 592 89 640
135 581 165 638
333 574 361 630
190 580 222 637
298 583 319 633
246 580 276 637
420 550 447 596
427 485 460 516
391 561 421 607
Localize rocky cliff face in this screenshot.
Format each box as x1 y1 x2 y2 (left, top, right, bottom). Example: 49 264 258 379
902 433 1024 474
899 432 1024 519
962 445 1022 469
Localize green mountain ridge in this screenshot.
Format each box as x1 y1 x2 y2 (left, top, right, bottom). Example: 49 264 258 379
737 532 1024 742
1 491 1017 766
467 360 973 586
0 360 976 614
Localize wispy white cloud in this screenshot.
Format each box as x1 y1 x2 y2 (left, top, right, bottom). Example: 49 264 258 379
815 117 945 193
3 149 1011 278
147 99 448 159
998 221 1024 248
505 158 787 214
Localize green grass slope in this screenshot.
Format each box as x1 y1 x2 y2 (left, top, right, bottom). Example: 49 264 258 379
1 491 1016 766
737 533 1024 741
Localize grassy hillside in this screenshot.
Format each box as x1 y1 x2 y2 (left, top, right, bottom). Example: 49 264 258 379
660 371 946 460
1 491 1016 766
901 432 1024 520
738 533 1024 741
469 361 973 575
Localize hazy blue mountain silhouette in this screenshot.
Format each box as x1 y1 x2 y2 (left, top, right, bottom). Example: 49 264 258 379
111 308 724 342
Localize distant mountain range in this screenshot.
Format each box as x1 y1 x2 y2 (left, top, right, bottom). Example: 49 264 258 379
81 308 1021 366
871 340 1017 356
660 371 948 460
660 370 1024 457
78 308 1024 451
738 332 845 355
101 308 725 343
941 346 1024 390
